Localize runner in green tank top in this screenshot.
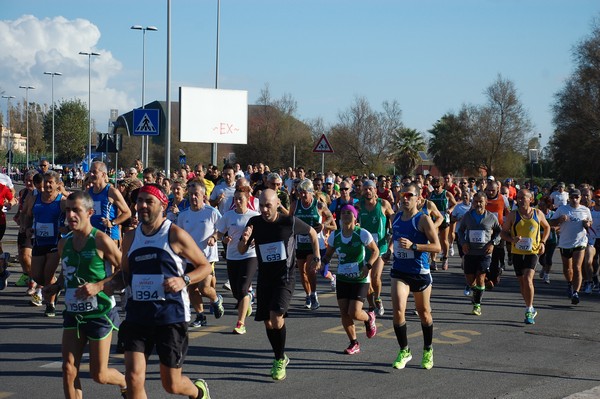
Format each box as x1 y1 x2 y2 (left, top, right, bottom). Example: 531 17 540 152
357 180 395 317
322 204 380 355
44 191 127 398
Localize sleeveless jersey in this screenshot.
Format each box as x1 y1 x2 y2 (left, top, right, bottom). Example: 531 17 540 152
429 190 449 213
61 228 115 318
359 198 388 252
391 211 430 275
89 184 119 240
33 192 63 247
332 226 369 284
511 210 542 255
485 196 506 226
126 219 190 326
294 198 321 251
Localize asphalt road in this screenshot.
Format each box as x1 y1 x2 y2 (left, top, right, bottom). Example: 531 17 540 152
1 195 600 399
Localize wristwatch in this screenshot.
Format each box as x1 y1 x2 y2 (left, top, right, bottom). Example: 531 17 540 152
411 243 418 251
313 257 321 263
365 263 373 270
182 274 191 286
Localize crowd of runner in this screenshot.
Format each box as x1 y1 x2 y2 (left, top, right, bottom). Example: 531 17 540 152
0 159 598 398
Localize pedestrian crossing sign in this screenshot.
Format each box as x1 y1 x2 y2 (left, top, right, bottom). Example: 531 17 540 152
312 134 334 153
133 108 160 136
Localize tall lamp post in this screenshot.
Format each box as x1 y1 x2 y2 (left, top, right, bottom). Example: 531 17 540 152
130 25 158 168
2 95 15 175
18 85 35 169
44 72 62 166
79 51 100 169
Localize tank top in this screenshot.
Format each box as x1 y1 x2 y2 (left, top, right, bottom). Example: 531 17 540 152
61 228 115 318
429 190 449 213
391 211 430 274
89 184 119 240
294 198 321 251
126 219 190 326
33 192 63 247
359 198 388 252
511 209 541 255
332 226 368 284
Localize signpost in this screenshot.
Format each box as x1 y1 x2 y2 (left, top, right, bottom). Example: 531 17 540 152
133 108 160 136
312 134 334 174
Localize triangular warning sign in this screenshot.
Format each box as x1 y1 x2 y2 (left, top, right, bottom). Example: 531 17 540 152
312 134 334 153
136 113 157 132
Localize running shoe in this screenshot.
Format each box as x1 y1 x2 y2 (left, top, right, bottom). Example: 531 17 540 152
213 294 225 319
26 284 37 296
392 348 412 369
472 304 481 316
524 309 537 324
330 274 337 292
0 268 10 290
304 295 312 309
441 257 449 271
430 259 438 271
538 269 545 279
15 273 29 287
421 348 434 370
365 310 377 338
45 303 56 317
189 314 207 328
449 246 455 257
310 292 320 310
584 281 593 294
542 273 550 285
374 297 385 317
344 341 360 355
222 280 231 291
463 285 472 296
271 355 289 381
593 282 600 292
192 378 211 399
571 291 580 305
233 321 246 335
29 293 43 306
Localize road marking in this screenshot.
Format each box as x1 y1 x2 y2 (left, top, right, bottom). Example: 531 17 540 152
189 325 229 339
41 353 124 369
0 393 15 398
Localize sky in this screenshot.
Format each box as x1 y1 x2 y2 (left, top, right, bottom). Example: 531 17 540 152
1 0 599 149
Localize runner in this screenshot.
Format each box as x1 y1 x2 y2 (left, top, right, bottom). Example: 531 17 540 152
238 188 320 381
389 183 441 370
428 177 457 270
322 204 379 355
44 191 127 398
537 196 558 284
484 180 510 288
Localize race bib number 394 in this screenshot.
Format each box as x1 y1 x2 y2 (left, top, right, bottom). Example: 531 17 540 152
132 274 166 301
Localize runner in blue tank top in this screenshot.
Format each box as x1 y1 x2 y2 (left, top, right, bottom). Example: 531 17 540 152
389 183 441 371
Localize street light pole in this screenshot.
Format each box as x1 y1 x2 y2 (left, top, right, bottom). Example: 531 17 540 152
2 95 15 175
18 85 35 169
44 72 62 166
131 25 158 168
79 51 100 169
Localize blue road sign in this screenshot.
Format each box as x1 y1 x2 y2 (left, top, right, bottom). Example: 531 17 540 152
133 108 160 136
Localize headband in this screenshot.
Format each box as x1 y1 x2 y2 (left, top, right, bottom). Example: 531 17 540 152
139 185 168 204
340 204 358 219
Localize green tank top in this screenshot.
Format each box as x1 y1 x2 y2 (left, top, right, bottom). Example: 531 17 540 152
429 190 449 212
294 198 321 251
359 198 388 253
61 228 114 318
333 226 368 283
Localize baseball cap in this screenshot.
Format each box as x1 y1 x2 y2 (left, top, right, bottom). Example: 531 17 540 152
325 177 334 184
363 180 376 188
487 176 495 181
569 188 581 197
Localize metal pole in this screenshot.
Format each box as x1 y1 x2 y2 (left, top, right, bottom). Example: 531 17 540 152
321 153 324 174
44 72 62 166
2 95 15 174
19 85 35 169
165 0 172 178
79 52 99 169
211 0 221 166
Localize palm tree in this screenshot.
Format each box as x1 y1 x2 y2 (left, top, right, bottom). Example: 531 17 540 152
391 127 426 176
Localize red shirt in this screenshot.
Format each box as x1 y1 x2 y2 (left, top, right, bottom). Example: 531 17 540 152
0 183 14 225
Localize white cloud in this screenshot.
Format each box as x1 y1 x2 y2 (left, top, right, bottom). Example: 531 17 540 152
0 15 136 131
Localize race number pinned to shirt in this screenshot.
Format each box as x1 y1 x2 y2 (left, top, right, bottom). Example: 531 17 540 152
516 237 533 251
469 230 486 244
394 240 415 259
259 241 287 263
35 222 54 238
132 274 166 301
64 288 98 313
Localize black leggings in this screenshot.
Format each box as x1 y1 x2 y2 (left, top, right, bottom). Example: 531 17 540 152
227 257 258 302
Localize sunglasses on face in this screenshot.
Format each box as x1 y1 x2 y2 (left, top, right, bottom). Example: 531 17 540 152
402 192 416 199
340 187 350 191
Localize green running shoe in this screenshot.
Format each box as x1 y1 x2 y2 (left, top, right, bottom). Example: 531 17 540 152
192 378 211 399
524 310 537 324
15 273 29 287
392 348 412 369
421 348 434 370
271 355 289 381
472 304 482 316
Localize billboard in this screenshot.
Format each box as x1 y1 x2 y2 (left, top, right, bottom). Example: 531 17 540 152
179 87 248 144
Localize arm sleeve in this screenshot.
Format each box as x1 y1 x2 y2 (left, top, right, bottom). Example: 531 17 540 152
360 228 374 246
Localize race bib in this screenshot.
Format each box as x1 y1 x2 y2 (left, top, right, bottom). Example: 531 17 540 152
393 240 414 259
259 241 287 263
132 274 166 301
338 262 361 278
93 201 103 217
35 222 54 238
64 288 98 313
516 237 533 251
469 230 486 244
296 234 312 244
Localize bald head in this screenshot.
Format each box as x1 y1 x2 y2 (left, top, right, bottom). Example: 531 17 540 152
259 188 280 221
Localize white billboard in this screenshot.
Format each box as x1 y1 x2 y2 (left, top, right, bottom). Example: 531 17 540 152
179 87 248 144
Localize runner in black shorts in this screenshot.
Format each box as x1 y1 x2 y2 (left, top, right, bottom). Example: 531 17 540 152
239 189 320 381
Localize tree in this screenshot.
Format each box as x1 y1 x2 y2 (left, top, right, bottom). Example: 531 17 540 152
44 99 88 164
390 127 426 176
428 112 471 174
550 17 600 185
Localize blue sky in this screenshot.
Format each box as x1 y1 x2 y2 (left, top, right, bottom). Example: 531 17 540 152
2 0 599 148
